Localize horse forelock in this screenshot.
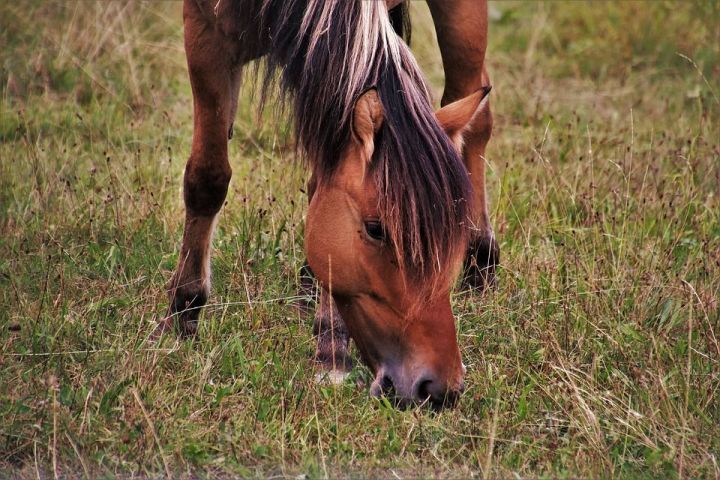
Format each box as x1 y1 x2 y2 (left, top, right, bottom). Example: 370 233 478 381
258 0 472 285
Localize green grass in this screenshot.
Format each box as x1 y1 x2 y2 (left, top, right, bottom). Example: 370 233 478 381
1 1 719 478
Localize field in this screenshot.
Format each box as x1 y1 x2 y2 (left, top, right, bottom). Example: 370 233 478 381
1 1 719 478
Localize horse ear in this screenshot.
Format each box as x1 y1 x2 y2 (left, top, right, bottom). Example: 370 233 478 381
352 89 384 161
435 86 491 148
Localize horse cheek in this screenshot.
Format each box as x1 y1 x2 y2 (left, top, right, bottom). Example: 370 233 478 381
305 189 361 295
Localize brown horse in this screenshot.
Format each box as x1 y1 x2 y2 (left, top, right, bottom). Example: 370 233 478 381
160 0 496 408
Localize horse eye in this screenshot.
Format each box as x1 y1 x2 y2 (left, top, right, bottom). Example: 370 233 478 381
364 220 385 242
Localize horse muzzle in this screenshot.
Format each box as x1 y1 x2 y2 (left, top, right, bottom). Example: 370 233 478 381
369 363 465 410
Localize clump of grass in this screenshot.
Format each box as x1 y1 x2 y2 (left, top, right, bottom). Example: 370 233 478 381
1 1 719 478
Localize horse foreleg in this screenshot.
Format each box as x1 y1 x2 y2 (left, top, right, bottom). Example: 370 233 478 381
299 174 352 379
428 0 499 291
313 289 353 382
158 0 242 338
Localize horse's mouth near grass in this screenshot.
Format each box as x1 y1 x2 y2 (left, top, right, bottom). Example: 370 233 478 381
369 370 461 411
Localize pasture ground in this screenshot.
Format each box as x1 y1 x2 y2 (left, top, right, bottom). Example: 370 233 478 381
1 1 719 478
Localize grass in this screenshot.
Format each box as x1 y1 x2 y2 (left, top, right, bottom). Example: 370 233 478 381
1 1 719 478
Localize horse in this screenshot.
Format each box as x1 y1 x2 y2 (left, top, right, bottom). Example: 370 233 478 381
158 0 497 409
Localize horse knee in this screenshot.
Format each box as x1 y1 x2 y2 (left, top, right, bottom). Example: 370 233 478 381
183 158 232 216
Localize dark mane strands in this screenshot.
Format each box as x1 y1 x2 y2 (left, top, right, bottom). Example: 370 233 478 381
388 3 411 44
255 0 472 282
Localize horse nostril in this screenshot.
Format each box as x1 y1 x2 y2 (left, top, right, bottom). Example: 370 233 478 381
416 379 433 402
413 376 462 409
381 374 394 394
370 372 396 398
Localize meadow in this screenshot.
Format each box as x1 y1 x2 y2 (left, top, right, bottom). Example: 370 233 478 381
1 1 718 478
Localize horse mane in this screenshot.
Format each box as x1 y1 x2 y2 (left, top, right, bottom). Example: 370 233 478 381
257 0 472 284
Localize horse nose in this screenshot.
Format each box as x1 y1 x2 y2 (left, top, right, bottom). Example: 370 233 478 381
413 374 464 409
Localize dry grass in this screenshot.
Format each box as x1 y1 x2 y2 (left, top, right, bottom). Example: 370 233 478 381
1 1 719 478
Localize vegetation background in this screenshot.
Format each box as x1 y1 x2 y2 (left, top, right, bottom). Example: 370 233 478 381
1 1 718 478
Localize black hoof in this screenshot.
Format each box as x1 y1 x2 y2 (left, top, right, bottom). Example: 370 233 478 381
461 234 500 292
162 287 207 339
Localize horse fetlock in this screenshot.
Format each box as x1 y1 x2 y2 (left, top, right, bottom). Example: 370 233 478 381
314 320 352 373
462 232 499 291
314 340 353 374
